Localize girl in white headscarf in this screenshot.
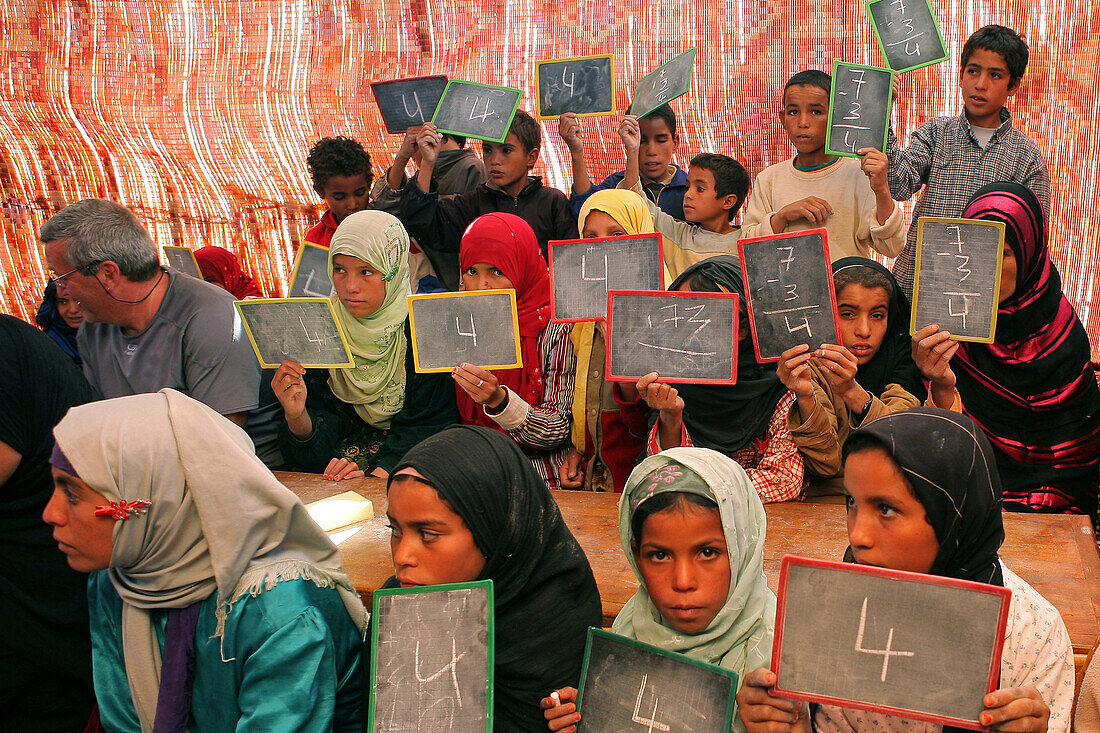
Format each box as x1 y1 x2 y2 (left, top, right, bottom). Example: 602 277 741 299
44 389 369 732
543 447 776 732
272 210 458 480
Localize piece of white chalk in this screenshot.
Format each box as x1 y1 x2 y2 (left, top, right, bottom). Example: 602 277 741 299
551 691 560 704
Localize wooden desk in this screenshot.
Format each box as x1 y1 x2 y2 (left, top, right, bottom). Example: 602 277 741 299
278 472 1100 660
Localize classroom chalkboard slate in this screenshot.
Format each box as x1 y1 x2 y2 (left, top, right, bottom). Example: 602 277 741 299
867 0 949 73
772 556 1010 730
576 628 738 733
163 246 202 279
549 233 664 322
234 298 353 369
288 242 333 298
738 228 841 362
628 48 697 118
825 62 893 157
408 289 522 372
606 290 738 384
430 81 524 144
369 580 494 733
911 217 1006 343
535 55 615 119
370 75 449 133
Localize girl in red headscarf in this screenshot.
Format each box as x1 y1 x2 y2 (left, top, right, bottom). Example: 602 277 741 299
452 213 576 490
194 246 264 299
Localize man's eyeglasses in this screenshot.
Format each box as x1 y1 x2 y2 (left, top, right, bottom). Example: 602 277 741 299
47 261 100 282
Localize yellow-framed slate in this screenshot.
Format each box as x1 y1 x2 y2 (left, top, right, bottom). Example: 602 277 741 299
288 241 333 298
408 289 523 372
163 246 202 279
234 297 354 369
535 54 616 120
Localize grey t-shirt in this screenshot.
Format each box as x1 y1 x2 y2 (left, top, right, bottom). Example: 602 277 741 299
79 269 261 416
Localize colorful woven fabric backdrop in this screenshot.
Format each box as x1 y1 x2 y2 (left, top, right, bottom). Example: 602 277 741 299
1 0 1097 353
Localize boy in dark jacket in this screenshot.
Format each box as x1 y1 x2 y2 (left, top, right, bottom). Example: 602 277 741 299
399 110 576 271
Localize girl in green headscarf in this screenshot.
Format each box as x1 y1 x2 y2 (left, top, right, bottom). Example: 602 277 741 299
543 447 776 732
273 210 458 479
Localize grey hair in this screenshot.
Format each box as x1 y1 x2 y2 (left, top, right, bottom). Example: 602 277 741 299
39 199 160 281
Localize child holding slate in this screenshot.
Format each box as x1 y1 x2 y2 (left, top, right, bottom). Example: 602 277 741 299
559 189 654 493
737 408 1074 733
742 71 905 261
777 258 960 489
559 105 689 220
542 447 777 732
626 256 805 503
453 212 577 490
384 425 603 732
619 116 750 278
886 25 1050 296
272 211 458 480
920 183 1100 520
399 110 576 260
304 136 373 248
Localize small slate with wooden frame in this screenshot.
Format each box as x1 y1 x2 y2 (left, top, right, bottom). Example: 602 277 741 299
368 580 494 733
911 216 1006 343
771 555 1011 731
370 75 450 133
825 61 894 157
430 80 524 144
867 0 949 73
234 297 353 369
606 290 739 384
738 228 841 362
576 627 739 733
536 54 615 120
288 241 333 298
407 289 522 372
548 233 665 322
163 246 202 279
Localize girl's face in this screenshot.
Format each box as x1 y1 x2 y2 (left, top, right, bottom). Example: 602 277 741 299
386 470 486 587
581 209 628 239
836 284 890 365
998 241 1018 303
42 468 116 572
632 501 731 634
54 293 85 329
461 262 514 292
331 254 387 318
843 448 939 574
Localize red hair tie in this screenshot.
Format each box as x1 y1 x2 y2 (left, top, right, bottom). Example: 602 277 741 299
94 499 152 520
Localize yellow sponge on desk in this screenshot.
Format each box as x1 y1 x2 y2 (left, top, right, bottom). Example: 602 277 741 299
305 490 375 532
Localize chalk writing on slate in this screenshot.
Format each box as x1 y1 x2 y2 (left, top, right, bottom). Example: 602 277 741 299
628 48 697 118
911 217 1006 343
431 81 524 144
739 228 840 362
867 0 949 73
234 298 353 369
535 55 615 119
606 290 738 384
773 556 1010 729
408 289 522 372
371 75 449 133
577 628 737 733
163 246 202 279
369 580 494 733
825 61 893 157
289 242 333 298
549 233 664 322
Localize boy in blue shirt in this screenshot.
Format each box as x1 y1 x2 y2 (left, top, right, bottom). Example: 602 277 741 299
887 24 1050 296
560 105 689 219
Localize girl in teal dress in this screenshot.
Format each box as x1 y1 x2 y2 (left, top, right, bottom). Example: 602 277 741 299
44 388 369 732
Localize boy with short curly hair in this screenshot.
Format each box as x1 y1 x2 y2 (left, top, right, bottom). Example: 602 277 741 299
304 136 373 247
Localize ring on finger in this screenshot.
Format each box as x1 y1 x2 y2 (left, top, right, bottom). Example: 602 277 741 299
477 378 484 388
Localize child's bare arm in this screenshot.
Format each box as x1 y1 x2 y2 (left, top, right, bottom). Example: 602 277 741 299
414 123 442 193
619 115 641 190
388 126 422 191
558 113 592 195
857 147 896 225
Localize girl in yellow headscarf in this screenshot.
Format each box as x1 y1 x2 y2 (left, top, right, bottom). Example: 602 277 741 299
559 189 656 492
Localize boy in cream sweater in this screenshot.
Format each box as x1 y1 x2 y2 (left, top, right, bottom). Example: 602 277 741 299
742 70 905 261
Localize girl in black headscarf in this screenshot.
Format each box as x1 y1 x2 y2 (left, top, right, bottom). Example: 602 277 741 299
625 255 804 503
777 257 959 486
383 425 603 731
737 408 1074 733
